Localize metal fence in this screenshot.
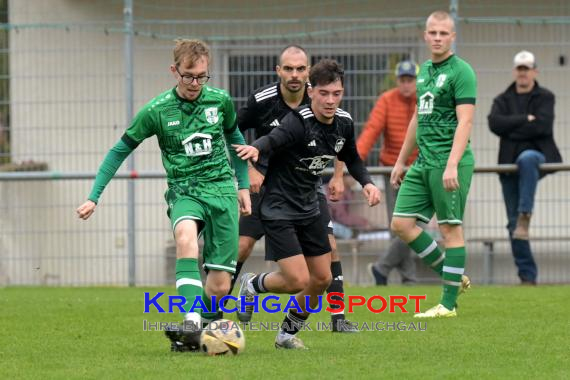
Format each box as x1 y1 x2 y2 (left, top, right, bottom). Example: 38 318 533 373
1 1 569 286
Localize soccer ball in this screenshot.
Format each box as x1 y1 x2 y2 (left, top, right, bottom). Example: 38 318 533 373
200 319 245 356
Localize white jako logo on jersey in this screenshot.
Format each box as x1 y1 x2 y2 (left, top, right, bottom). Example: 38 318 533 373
182 132 213 156
167 120 180 127
204 107 219 124
418 92 434 115
436 74 447 88
299 155 335 175
334 138 345 153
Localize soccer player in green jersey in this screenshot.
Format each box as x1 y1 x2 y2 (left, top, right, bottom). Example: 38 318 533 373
390 11 475 318
76 39 251 350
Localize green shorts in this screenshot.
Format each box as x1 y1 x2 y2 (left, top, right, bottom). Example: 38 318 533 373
165 188 238 273
394 164 474 225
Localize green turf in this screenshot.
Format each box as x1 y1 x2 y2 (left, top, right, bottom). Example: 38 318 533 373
1 285 568 379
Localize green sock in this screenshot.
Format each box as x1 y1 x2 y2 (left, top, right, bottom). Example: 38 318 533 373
408 231 444 276
200 289 218 322
175 258 203 318
440 247 466 310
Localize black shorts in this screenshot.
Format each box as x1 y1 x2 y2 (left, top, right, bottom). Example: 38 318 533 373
262 216 332 262
239 192 265 240
317 191 334 235
240 191 333 239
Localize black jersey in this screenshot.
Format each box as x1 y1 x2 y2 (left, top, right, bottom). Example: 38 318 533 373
253 105 373 220
238 82 310 140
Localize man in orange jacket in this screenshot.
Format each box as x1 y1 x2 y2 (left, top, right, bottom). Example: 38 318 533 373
357 60 419 285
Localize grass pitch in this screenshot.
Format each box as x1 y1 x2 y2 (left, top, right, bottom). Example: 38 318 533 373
1 285 568 379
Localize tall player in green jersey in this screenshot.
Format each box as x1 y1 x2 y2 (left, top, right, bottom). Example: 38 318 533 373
76 39 251 350
390 11 475 318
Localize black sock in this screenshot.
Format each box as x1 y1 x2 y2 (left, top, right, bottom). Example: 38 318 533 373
281 310 309 336
251 273 268 294
327 261 345 322
229 261 244 294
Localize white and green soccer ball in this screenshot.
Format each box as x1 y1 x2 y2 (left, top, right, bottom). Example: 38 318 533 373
200 319 245 356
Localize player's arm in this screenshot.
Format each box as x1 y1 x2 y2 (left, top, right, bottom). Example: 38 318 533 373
77 108 154 220
356 94 387 160
224 124 250 192
444 103 475 191
444 63 477 191
223 94 251 215
237 93 258 133
338 124 381 207
390 107 418 189
328 159 345 202
76 136 136 220
234 112 304 162
236 94 268 191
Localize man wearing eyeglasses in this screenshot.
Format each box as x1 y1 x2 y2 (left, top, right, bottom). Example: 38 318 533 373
76 39 251 352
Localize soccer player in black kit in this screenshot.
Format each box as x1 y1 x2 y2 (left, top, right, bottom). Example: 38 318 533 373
235 59 381 349
233 45 358 333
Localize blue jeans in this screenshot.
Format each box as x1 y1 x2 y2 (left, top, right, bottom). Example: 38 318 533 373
499 150 545 282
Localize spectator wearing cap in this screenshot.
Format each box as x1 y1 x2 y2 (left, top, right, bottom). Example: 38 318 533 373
488 50 562 285
357 60 420 285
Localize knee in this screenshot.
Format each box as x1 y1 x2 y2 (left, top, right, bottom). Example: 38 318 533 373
516 150 543 168
391 218 412 238
284 273 309 293
312 272 332 291
175 233 199 257
238 237 256 262
207 281 231 298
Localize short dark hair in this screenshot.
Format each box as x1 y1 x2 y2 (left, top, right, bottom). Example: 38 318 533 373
279 44 308 64
309 59 344 87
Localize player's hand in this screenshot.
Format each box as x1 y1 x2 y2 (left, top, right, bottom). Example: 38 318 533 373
233 144 259 162
528 114 536 122
76 200 97 220
390 162 406 189
442 164 459 191
362 183 381 207
328 175 345 202
238 188 252 216
248 166 265 193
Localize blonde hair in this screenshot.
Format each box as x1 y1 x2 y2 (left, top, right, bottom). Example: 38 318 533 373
426 11 455 31
173 39 210 67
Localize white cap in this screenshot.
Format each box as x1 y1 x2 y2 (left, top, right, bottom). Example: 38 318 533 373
513 50 536 69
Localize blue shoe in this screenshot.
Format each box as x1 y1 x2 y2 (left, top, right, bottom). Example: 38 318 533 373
367 263 387 285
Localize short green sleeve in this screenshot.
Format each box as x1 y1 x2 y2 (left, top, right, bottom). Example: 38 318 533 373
455 62 477 105
125 106 156 143
222 92 238 133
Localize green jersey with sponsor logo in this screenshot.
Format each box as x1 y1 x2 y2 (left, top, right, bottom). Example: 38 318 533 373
126 86 238 196
415 54 477 168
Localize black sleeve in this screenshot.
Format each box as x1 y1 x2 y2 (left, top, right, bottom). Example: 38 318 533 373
253 155 270 176
487 96 527 137
237 94 258 133
252 112 305 156
508 92 555 140
337 121 373 187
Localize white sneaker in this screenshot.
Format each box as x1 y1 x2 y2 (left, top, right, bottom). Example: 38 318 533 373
414 304 457 318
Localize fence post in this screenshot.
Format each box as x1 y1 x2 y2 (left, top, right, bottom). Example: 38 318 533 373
450 0 459 53
124 0 136 287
